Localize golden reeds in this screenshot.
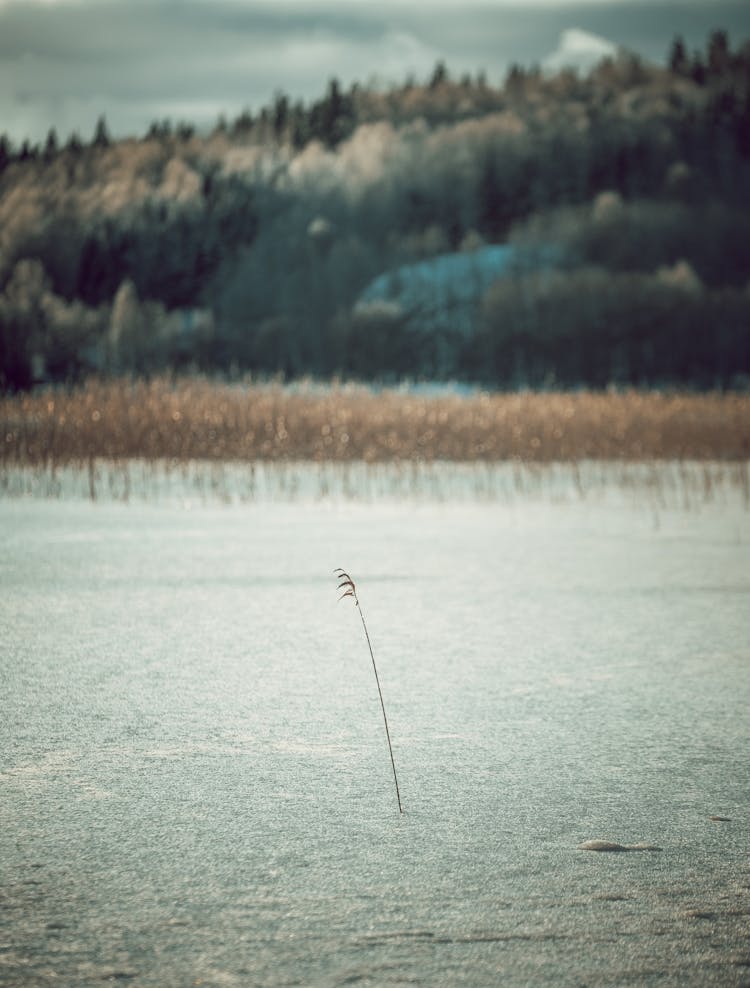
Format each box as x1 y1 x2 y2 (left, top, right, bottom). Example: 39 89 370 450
1 377 748 466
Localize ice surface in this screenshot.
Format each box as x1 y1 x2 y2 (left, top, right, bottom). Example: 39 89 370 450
1 476 749 985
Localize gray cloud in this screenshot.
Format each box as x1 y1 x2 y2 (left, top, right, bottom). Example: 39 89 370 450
1 0 749 143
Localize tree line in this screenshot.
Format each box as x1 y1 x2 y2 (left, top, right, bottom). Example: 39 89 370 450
1 30 749 390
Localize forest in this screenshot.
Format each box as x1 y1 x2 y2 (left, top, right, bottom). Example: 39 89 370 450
1 30 749 391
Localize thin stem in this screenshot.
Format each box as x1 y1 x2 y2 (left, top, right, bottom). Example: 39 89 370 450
335 568 403 815
355 600 403 815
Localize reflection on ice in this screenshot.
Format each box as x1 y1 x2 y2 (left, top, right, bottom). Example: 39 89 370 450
2 457 748 509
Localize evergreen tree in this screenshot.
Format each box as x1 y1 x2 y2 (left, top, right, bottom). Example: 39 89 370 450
309 78 351 146
505 64 526 97
0 134 10 173
477 150 507 239
93 114 111 148
43 128 59 162
231 110 253 135
707 29 730 76
429 61 448 89
65 132 83 154
290 101 309 149
272 91 290 140
322 77 343 144
146 119 172 140
690 51 707 85
668 35 689 75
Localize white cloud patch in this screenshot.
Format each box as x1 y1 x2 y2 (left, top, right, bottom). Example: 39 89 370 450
376 30 441 79
543 28 617 72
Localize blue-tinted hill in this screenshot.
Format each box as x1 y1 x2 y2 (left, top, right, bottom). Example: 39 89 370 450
355 244 562 335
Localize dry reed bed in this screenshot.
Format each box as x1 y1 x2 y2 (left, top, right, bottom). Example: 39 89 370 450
1 379 749 465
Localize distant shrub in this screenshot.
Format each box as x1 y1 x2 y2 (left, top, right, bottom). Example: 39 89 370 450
511 199 750 290
0 259 105 389
656 259 703 294
470 266 750 387
343 301 414 379
592 190 624 222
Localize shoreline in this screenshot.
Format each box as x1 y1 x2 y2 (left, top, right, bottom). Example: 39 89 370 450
2 457 748 506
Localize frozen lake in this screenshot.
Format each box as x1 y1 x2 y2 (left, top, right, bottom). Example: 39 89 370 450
2 465 749 985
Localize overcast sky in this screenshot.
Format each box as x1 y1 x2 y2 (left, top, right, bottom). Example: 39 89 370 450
2 0 749 144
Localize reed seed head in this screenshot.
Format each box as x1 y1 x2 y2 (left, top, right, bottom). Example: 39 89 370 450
335 568 357 603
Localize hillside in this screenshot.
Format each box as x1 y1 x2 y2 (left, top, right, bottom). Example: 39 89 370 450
1 31 749 390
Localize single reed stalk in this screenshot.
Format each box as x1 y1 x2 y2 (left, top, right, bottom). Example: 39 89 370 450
335 568 403 814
